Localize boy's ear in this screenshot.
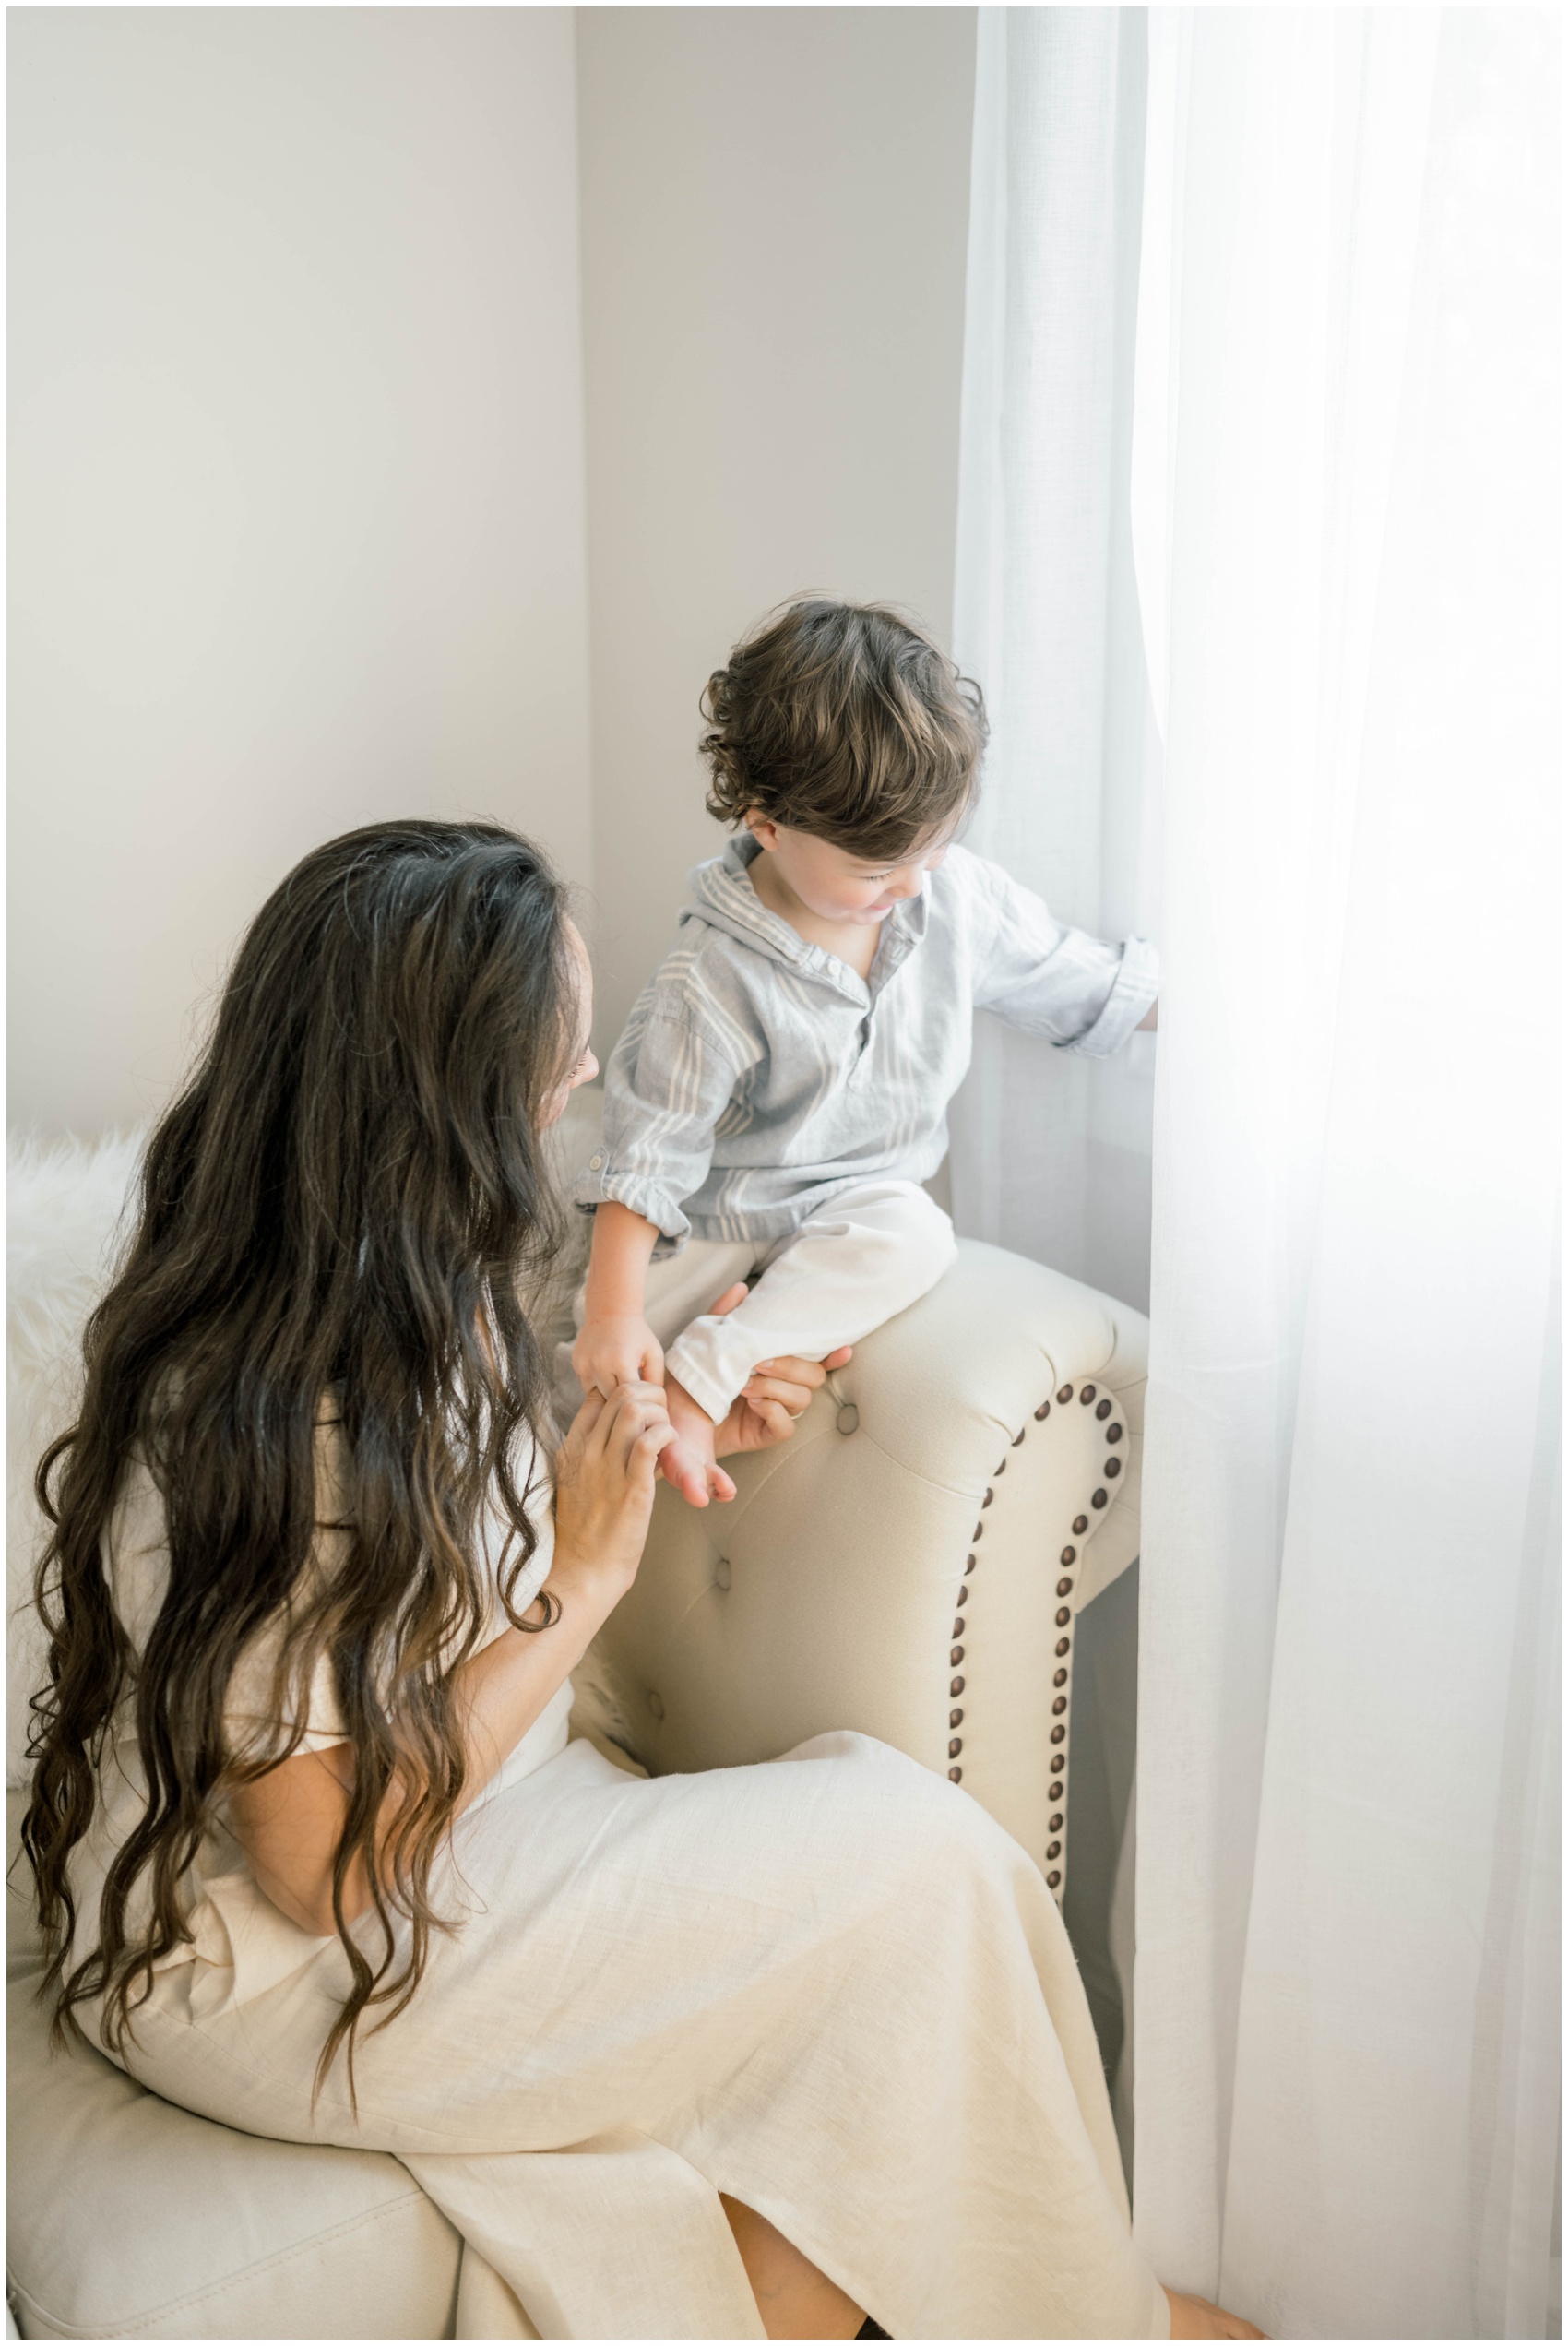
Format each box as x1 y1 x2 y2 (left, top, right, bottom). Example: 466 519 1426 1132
742 810 781 851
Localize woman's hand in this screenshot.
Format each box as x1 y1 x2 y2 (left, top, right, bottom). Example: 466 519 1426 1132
701 1283 855 1459
552 1379 674 1598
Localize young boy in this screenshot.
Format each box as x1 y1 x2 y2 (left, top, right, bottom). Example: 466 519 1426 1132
571 598 1158 1506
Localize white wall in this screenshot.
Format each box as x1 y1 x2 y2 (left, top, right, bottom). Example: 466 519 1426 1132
576 7 978 1052
8 8 977 1124
8 8 593 1133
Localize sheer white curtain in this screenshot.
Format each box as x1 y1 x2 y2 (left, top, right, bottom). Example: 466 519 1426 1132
955 7 1560 2337
1129 10 1559 2340
948 6 1155 2130
950 6 1156 1316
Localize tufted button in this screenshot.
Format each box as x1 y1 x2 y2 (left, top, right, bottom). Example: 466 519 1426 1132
1091 1489 1108 1509
836 1402 860 1435
950 1645 965 1667
1046 1840 1062 1861
713 1555 732 1591
1034 1401 1051 1421
948 1766 963 1782
981 1489 994 1508
1073 1514 1089 1535
1052 1696 1067 1717
1107 1423 1123 1443
647 1691 665 1721
1012 1425 1028 1445
1050 1724 1066 1745
1046 1869 1062 1890
1057 1385 1074 1404
1080 1385 1096 1404
1050 1754 1065 1774
1056 1577 1074 1598
1053 1668 1068 1688
948 1737 963 1758
993 1457 1007 1475
972 1521 985 1542
1049 1811 1063 1832
950 1708 964 1728
1105 1458 1122 1479
956 1586 968 1607
1055 1607 1071 1627
950 1674 966 1697
1060 1545 1076 1566
1096 1399 1112 1421
952 1616 966 1639
1054 1637 1071 1657
964 1554 976 1576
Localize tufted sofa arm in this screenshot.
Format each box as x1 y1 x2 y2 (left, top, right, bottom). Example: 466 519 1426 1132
595 1236 1147 1900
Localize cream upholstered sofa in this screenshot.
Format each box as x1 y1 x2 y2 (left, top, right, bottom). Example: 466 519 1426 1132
7 1119 1146 2340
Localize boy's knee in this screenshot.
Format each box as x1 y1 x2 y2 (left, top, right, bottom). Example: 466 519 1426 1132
888 1183 958 1279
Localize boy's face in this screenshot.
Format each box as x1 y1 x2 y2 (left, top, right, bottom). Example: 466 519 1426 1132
743 813 953 927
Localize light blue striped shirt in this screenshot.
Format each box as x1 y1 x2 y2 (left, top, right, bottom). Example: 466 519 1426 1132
574 835 1158 1256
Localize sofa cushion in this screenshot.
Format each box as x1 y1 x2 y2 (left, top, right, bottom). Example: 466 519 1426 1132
7 1796 462 2340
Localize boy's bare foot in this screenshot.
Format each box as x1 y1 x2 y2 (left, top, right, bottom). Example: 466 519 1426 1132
660 1375 737 1508
1165 2288 1266 2338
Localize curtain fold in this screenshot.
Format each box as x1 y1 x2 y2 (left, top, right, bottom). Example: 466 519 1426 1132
950 5 1157 1316
1132 11 1561 2339
948 7 1155 2145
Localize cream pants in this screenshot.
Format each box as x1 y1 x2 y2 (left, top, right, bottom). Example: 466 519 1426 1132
611 1178 957 1423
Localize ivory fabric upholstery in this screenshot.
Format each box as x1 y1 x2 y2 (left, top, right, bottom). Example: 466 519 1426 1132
7 1813 469 2340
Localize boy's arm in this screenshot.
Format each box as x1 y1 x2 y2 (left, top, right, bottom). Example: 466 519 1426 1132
966 852 1159 1054
570 989 752 1398
572 994 746 1244
575 1203 664 1398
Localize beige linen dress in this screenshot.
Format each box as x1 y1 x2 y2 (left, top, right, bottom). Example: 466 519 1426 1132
71 1426 1169 2340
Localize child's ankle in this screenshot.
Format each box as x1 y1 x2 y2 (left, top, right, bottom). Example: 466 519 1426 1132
666 1373 719 1445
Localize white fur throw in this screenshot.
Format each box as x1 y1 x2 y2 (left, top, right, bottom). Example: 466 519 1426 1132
8 1126 147 1786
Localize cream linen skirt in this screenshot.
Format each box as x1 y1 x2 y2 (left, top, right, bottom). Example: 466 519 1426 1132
100 1729 1168 2340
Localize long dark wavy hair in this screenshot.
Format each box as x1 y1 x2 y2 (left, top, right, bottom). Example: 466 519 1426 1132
22 819 581 2095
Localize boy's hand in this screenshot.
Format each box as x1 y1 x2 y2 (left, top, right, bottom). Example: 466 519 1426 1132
573 1314 665 1401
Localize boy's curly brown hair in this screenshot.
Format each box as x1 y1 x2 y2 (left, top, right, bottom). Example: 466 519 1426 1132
700 598 987 862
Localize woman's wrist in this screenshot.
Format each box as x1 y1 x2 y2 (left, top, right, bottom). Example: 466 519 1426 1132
544 1539 637 1625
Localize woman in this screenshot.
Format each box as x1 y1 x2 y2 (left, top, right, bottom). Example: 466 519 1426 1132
25 820 1258 2340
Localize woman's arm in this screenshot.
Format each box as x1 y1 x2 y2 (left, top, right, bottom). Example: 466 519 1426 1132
228 1381 673 1935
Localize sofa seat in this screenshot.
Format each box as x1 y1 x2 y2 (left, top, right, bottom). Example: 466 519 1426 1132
7 1796 467 2340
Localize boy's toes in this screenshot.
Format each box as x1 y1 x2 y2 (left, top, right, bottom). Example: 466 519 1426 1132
660 1439 712 1508
707 1463 737 1505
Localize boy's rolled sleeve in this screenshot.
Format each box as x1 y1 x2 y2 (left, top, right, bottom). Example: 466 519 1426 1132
571 1005 739 1256
971 861 1159 1057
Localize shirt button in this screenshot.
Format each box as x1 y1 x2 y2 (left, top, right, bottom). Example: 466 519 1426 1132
589 1153 604 1170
